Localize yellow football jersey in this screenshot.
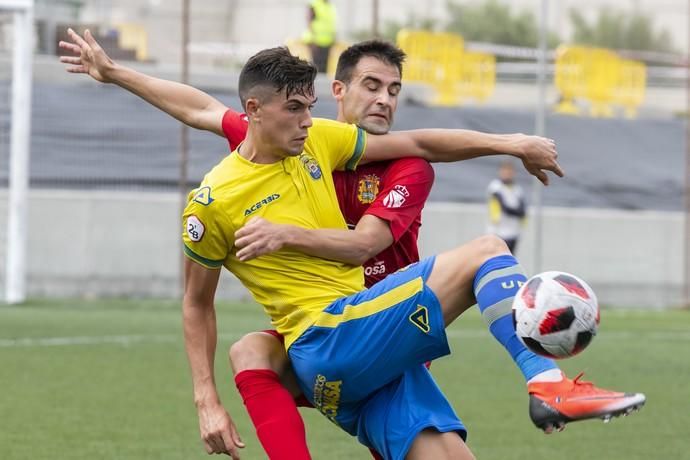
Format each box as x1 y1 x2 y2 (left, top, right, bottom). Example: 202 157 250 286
182 118 367 348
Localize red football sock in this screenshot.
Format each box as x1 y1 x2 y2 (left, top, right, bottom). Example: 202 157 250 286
235 369 311 460
370 448 385 459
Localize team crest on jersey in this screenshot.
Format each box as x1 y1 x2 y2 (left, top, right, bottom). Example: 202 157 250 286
192 186 214 206
357 174 380 204
383 185 409 208
299 154 322 180
409 305 430 333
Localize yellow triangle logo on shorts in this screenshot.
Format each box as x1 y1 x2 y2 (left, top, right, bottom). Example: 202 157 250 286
409 305 430 334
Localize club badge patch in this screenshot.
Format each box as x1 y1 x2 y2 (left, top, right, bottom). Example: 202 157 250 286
383 185 409 208
186 215 205 242
299 154 322 180
193 186 214 206
357 174 380 204
409 305 430 333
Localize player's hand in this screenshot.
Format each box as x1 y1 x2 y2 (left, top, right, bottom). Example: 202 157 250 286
197 402 245 458
58 28 115 83
513 134 564 185
235 217 289 261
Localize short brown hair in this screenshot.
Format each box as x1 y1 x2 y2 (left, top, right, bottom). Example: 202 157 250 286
238 47 317 109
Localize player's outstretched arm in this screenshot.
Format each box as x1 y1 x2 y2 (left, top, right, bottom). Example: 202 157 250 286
234 215 393 265
363 130 564 185
183 258 245 458
58 28 227 136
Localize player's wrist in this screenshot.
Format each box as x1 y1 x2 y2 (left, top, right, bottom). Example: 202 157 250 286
502 133 527 159
194 394 221 409
281 224 301 249
100 60 123 83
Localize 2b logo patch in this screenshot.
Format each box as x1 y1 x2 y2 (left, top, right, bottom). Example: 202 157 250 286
186 215 205 242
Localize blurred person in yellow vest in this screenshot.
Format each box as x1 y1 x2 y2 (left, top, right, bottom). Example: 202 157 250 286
302 0 336 73
487 160 527 253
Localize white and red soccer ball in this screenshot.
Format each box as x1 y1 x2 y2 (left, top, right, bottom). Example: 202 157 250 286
512 271 600 359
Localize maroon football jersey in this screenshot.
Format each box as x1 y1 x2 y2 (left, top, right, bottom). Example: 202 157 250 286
221 109 434 287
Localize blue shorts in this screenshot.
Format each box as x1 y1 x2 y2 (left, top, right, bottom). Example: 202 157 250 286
288 257 466 459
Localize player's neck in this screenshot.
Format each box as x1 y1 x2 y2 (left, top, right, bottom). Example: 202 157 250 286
239 131 285 164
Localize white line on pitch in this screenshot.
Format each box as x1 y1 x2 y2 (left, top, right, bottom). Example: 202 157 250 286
0 332 242 348
1 329 689 348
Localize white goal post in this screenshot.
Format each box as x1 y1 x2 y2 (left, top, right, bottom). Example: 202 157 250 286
1 0 33 304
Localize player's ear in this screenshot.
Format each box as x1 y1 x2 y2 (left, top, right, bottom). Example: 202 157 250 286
331 79 346 101
245 97 261 121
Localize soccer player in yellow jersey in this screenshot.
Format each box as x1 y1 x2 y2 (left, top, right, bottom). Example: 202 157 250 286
179 47 564 460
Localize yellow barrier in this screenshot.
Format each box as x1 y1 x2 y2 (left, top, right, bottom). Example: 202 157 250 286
326 42 349 76
397 29 494 106
114 23 148 61
459 52 496 101
554 45 588 115
615 59 647 119
285 39 312 62
587 48 619 117
555 45 646 118
285 39 348 77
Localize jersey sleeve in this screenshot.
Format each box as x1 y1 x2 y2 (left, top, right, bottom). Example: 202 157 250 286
221 108 249 151
182 187 234 269
364 158 435 242
304 118 367 172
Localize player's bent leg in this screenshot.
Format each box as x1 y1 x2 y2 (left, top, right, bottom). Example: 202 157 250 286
427 236 561 382
406 429 475 460
426 234 510 325
358 366 467 460
229 332 291 381
229 332 312 460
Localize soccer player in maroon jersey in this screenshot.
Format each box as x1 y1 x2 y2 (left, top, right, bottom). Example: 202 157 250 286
61 31 645 460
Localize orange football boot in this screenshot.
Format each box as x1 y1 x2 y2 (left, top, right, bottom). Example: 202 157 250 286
528 372 646 433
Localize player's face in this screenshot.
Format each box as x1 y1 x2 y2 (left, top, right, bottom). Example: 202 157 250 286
335 56 401 135
500 164 515 183
255 90 316 157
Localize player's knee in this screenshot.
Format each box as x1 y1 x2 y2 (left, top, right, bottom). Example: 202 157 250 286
228 333 276 374
473 234 510 263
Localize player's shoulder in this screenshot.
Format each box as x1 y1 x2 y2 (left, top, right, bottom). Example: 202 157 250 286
311 118 349 129
487 178 503 192
185 156 242 213
384 157 434 176
308 118 357 138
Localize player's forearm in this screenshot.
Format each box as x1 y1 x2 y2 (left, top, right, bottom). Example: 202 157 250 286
409 129 527 163
105 63 225 135
183 298 221 407
284 226 379 266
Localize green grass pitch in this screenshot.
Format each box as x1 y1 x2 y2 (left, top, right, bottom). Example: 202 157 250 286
1 299 689 459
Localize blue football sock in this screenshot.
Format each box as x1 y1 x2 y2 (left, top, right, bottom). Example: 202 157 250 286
473 254 558 382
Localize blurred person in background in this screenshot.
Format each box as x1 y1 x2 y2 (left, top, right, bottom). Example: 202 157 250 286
487 160 527 253
60 30 645 460
302 0 337 73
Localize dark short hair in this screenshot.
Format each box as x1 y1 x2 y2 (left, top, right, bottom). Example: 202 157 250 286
334 40 406 83
238 47 317 109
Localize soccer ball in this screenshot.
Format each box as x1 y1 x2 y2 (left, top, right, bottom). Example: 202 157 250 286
512 271 599 359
